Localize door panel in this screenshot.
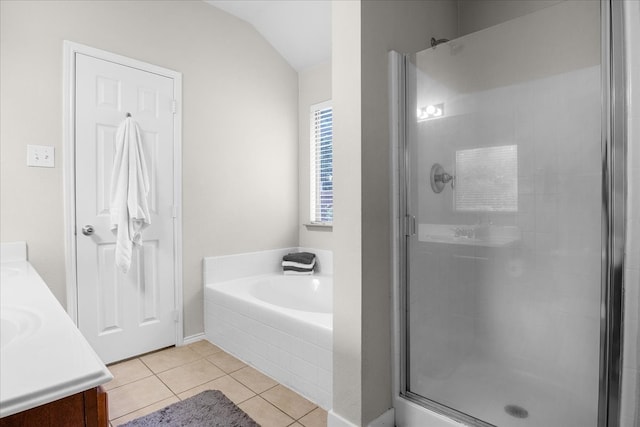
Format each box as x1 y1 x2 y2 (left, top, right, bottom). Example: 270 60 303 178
75 53 176 364
403 3 602 425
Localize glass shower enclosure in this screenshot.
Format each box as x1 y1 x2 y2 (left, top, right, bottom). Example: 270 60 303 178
397 1 619 426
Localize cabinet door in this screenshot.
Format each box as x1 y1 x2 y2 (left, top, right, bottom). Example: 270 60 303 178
0 387 108 427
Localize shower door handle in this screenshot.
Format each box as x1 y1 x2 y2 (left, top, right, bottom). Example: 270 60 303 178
404 215 416 236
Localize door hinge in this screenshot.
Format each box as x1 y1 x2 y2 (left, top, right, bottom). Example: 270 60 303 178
173 310 180 323
404 215 416 236
171 99 177 114
172 205 178 219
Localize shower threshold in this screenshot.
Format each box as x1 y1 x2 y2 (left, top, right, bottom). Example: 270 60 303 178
409 356 596 427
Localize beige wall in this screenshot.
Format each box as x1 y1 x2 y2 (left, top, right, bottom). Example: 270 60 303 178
332 0 363 423
360 2 456 424
298 62 334 250
458 0 562 36
0 0 298 338
331 0 457 424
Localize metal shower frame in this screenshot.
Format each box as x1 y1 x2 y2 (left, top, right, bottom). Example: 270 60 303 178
393 0 627 425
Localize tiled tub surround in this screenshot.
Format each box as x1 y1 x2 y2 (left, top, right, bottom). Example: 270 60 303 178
204 248 333 410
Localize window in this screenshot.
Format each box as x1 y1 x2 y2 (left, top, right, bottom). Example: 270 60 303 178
455 145 518 212
310 101 333 224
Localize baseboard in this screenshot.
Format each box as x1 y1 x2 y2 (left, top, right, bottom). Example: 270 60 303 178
328 410 359 427
368 408 395 427
181 332 205 346
328 408 395 427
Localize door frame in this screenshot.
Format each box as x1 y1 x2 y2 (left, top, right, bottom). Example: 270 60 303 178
389 0 626 425
62 41 184 347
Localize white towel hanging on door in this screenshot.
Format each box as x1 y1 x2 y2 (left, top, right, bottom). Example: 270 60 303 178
109 116 151 273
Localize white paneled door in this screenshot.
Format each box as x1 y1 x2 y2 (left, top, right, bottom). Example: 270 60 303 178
74 53 177 364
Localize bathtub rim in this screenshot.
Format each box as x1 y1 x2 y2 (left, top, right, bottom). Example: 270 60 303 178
205 273 333 333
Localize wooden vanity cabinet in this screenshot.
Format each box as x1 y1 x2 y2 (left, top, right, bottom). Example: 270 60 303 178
0 386 108 427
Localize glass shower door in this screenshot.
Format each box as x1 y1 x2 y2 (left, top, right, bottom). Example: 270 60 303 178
404 2 603 426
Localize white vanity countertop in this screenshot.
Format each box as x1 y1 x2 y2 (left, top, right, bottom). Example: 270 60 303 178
0 246 112 418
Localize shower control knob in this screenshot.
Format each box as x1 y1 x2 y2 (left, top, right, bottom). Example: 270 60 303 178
82 225 95 236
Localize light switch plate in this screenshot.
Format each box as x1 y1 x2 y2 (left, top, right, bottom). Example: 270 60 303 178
27 145 55 168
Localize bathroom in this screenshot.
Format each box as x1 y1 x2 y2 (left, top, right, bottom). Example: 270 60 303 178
1 1 638 427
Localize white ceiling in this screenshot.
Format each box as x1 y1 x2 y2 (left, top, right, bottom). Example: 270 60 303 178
205 0 331 72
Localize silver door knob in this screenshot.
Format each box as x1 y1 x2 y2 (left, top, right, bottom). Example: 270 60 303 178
82 225 95 236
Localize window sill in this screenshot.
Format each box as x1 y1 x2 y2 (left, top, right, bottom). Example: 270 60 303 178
304 223 333 230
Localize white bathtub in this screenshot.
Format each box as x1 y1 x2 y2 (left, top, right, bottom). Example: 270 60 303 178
204 249 333 409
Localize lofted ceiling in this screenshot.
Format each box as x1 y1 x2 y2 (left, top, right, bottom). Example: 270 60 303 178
205 0 331 72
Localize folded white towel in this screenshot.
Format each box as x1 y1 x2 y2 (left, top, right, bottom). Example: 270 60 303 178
282 259 316 269
109 117 151 273
283 270 314 276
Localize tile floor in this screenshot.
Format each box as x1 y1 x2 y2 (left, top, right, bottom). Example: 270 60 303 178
104 340 327 427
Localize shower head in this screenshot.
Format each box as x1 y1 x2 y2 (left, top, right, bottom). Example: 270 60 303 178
430 37 449 47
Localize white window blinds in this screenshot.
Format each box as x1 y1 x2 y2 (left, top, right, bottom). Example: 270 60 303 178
310 101 333 224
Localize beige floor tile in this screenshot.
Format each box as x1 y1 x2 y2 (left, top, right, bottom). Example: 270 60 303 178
238 396 294 427
260 384 317 420
298 407 328 427
107 375 174 419
231 366 279 394
188 339 223 357
140 345 202 373
157 358 226 394
104 358 153 391
289 423 304 427
110 396 179 426
207 350 247 373
178 374 256 405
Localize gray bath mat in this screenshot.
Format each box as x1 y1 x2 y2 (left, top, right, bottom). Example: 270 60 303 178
120 390 260 426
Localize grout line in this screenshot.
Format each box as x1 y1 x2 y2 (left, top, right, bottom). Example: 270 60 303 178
257 385 319 424
108 343 327 424
293 405 319 422
110 395 179 426
136 356 155 373
251 395 297 425
259 383 280 394
152 368 180 400
108 357 178 421
257 383 319 422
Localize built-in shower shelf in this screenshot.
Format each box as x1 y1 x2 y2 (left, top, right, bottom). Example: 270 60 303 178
418 224 521 247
